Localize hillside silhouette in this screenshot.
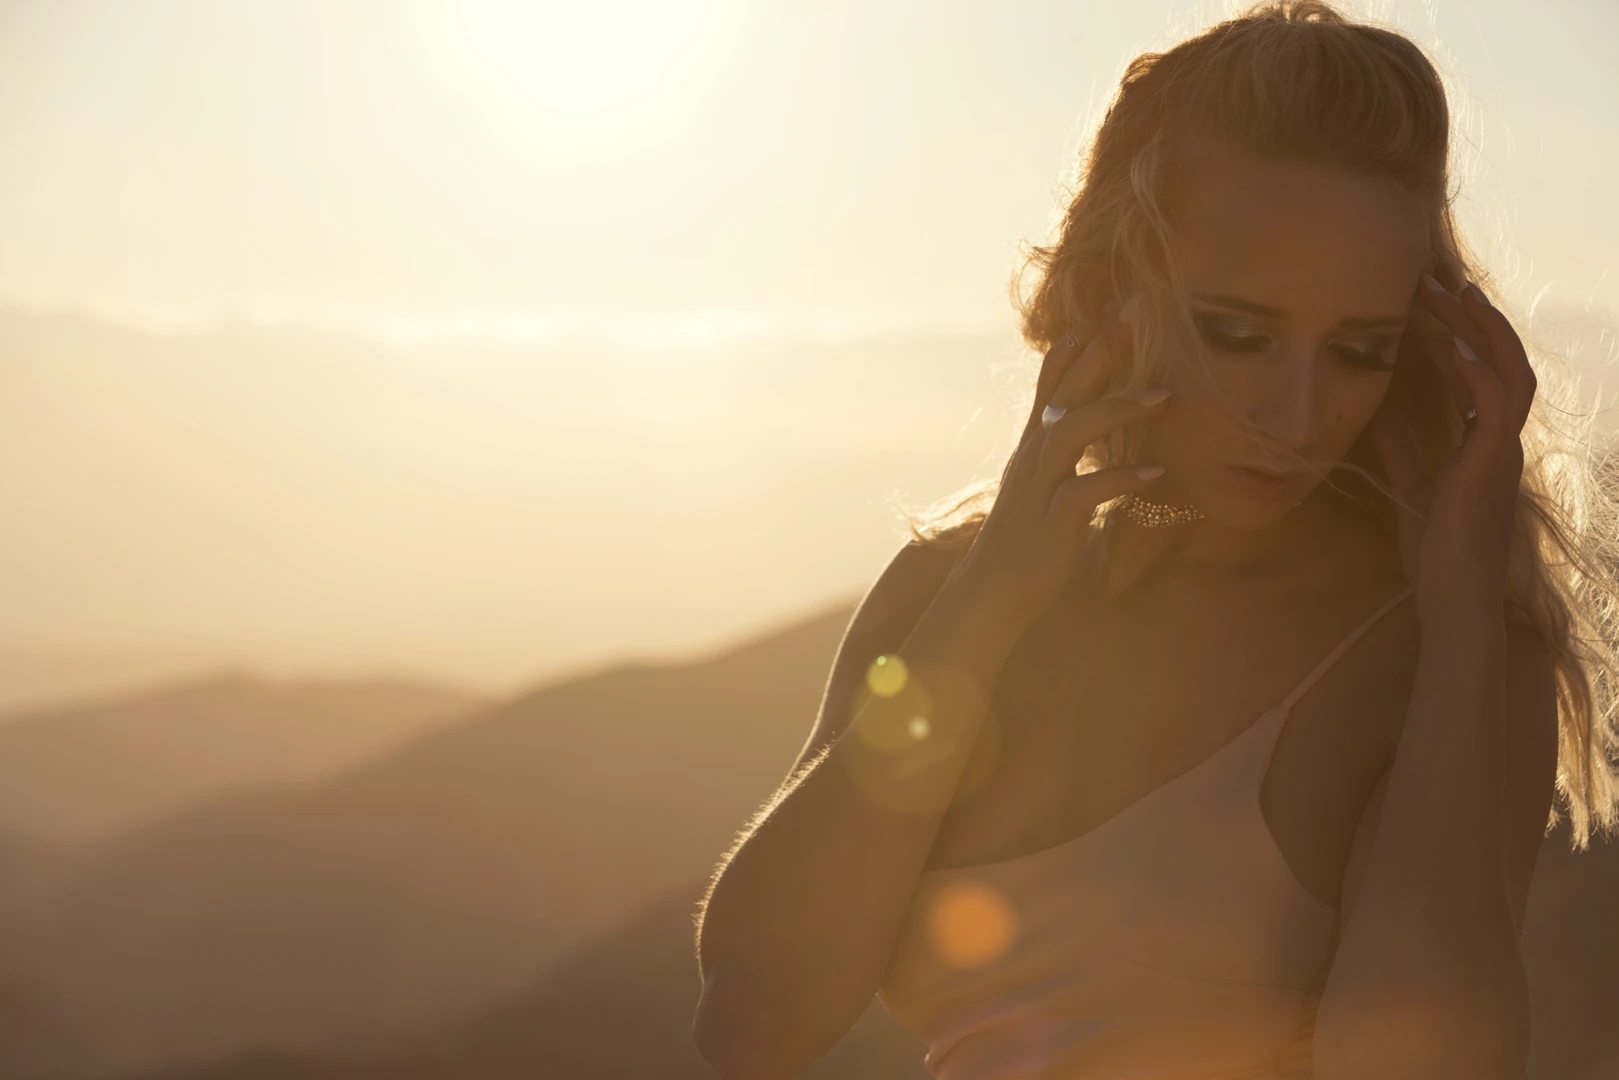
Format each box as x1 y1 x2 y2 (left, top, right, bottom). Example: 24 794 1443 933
0 596 1613 1078
0 671 482 844
113 877 933 1080
100 832 1619 1080
0 600 857 1077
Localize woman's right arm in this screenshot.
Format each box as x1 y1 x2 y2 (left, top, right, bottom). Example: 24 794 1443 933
691 300 1160 1079
691 543 1026 1079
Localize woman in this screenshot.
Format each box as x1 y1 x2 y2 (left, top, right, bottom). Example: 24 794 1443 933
692 3 1619 1077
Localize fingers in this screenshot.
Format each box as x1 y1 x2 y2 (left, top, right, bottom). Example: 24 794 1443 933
1416 275 1491 373
1028 296 1135 431
1046 464 1164 533
1048 294 1140 412
1028 331 1088 434
1010 329 1092 486
1412 277 1483 416
1013 294 1143 489
1443 332 1511 447
1458 284 1537 430
1035 388 1170 491
1416 274 1534 428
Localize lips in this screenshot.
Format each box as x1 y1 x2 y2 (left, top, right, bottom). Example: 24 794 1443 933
1229 464 1306 495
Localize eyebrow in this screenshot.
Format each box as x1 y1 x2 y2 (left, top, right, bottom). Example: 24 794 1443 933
1192 292 1406 330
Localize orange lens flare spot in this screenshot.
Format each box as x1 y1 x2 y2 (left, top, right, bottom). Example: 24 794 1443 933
865 654 909 698
925 880 1018 969
907 716 930 740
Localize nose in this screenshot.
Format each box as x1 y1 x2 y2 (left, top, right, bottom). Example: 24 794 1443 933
1254 350 1315 451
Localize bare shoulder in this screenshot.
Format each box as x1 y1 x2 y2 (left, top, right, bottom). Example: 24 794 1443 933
787 539 970 774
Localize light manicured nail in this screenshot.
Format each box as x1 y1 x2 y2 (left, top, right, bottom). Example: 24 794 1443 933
1137 388 1172 407
1465 282 1491 308
1454 335 1479 363
1420 274 1447 293
1135 465 1165 479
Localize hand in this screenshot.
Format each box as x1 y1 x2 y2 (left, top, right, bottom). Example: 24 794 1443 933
1366 276 1535 624
945 297 1170 632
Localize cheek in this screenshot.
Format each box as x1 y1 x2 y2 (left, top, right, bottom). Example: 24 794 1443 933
1208 359 1267 404
1326 376 1393 449
1141 393 1236 462
1142 373 1391 462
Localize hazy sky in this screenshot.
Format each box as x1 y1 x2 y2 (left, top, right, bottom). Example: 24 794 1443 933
1 0 1615 337
3 0 1617 709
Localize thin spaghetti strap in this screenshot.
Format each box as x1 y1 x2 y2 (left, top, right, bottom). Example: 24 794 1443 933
1277 586 1415 711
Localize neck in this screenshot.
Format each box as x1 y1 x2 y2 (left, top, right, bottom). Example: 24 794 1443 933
1094 483 1337 597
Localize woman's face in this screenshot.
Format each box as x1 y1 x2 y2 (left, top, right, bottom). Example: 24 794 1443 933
1141 139 1430 530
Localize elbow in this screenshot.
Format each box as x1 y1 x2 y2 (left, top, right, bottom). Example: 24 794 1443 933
1316 898 1532 1078
691 916 783 1077
691 912 786 1077
694 968 864 1080
692 910 878 1077
1313 978 1531 1080
691 992 748 1079
692 977 800 1080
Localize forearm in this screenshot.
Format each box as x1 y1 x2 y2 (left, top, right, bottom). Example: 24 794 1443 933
694 581 1021 1076
1314 606 1529 1078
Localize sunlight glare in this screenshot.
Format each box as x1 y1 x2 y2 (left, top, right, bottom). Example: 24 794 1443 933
453 0 712 115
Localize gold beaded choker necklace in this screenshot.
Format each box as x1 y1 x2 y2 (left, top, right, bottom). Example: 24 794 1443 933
1118 493 1205 527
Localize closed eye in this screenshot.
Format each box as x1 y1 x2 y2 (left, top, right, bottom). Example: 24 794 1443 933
1330 340 1397 372
1195 311 1397 373
1193 312 1268 354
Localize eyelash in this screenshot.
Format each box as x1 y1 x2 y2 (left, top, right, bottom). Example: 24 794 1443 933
1195 319 1396 373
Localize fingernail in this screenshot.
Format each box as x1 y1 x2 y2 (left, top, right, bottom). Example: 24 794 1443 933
1134 465 1165 479
1465 282 1491 308
1454 335 1479 363
1136 388 1172 407
1420 274 1447 293
1119 293 1143 323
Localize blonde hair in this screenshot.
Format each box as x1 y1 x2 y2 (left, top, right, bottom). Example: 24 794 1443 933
900 0 1619 850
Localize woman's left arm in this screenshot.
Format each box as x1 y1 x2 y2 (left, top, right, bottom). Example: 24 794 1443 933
1313 276 1561 1079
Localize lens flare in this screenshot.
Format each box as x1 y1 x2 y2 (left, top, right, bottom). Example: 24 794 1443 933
866 654 909 698
925 879 1018 968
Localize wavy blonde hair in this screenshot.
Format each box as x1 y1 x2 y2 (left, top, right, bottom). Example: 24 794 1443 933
899 0 1619 850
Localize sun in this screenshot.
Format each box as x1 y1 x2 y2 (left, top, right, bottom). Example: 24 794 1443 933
449 0 711 117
